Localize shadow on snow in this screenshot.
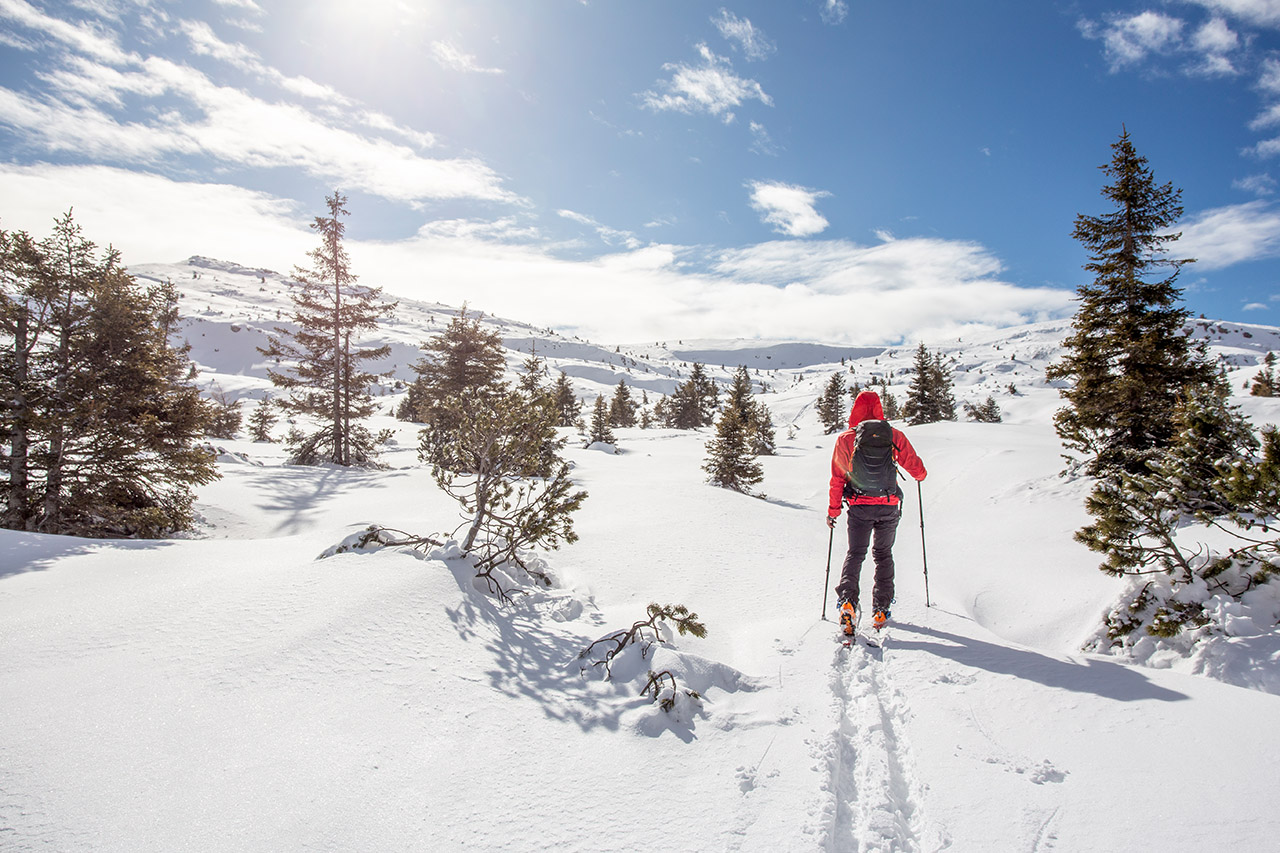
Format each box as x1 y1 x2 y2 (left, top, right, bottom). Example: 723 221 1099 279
890 621 1189 703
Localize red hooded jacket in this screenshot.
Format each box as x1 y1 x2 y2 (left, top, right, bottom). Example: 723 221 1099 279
828 390 927 516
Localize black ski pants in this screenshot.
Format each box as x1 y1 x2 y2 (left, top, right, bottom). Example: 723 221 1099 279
835 503 901 613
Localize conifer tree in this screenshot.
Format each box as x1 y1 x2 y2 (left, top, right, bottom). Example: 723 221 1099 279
1046 130 1211 480
587 396 616 447
902 344 957 425
259 192 395 466
1 213 217 536
409 307 507 468
659 364 718 429
878 378 901 420
608 379 638 428
817 372 846 434
702 406 764 493
551 370 582 427
963 396 1003 423
725 365 776 455
207 384 243 439
425 385 587 598
247 396 278 442
1252 352 1277 397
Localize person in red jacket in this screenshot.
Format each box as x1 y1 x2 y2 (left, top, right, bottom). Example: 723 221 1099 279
826 389 927 634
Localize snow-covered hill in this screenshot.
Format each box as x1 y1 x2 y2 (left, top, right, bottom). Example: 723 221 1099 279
3 256 1280 852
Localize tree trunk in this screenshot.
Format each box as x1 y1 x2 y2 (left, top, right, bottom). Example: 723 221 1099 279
6 309 30 529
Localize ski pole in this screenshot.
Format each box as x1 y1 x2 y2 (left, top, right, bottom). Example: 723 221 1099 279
822 524 834 620
918 480 930 608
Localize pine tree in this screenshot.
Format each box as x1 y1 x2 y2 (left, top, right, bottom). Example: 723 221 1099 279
816 372 846 434
551 370 582 427
902 344 957 425
1251 352 1277 397
259 192 395 466
1046 129 1211 480
725 365 776 455
424 385 587 598
608 379 638 428
702 406 764 493
409 307 507 468
207 384 243 439
963 396 1003 423
878 378 900 420
659 364 718 429
1 214 217 536
930 352 957 422
247 396 278 442
587 396 616 447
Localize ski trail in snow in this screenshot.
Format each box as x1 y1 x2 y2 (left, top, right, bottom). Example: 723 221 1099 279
823 640 925 853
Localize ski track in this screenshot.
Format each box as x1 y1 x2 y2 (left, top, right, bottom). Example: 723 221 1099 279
823 637 925 853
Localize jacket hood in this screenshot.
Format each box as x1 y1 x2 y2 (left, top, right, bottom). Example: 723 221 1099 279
848 390 885 428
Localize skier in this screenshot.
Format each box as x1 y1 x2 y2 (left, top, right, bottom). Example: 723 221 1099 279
826 389 927 635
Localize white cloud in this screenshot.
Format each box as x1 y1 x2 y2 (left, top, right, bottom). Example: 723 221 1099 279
431 40 504 75
749 121 779 156
1243 301 1269 310
0 163 312 270
0 4 517 205
1085 11 1186 71
820 0 848 25
1177 200 1280 268
1185 0 1280 28
1080 11 1241 77
748 181 830 237
1234 173 1277 194
0 0 132 64
557 209 641 249
212 0 263 13
712 9 775 61
0 165 1073 346
640 43 772 123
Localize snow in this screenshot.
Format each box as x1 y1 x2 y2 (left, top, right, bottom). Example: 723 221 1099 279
2 257 1280 851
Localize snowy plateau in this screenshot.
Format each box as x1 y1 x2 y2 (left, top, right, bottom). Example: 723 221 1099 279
3 255 1280 853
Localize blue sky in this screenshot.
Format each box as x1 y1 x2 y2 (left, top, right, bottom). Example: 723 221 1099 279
3 0 1280 345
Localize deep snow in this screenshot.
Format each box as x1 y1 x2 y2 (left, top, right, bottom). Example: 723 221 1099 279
2 257 1279 852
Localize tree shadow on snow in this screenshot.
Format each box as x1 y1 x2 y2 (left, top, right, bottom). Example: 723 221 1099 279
439 562 659 734
232 465 411 536
889 622 1189 703
0 531 174 579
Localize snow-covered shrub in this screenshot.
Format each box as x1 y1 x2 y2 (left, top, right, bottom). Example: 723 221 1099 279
579 603 707 684
1081 385 1280 670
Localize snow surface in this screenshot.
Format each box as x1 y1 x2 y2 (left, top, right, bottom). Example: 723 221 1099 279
3 257 1280 852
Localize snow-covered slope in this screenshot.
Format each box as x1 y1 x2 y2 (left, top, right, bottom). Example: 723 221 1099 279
3 257 1279 852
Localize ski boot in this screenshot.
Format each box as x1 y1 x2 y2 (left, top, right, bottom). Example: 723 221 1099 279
839 601 857 636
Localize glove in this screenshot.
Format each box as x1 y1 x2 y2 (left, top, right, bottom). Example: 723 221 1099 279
826 509 839 529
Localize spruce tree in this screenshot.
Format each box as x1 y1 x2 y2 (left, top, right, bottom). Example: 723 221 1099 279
702 406 764 493
902 344 956 425
1251 352 1277 397
929 352 957 421
963 396 1003 423
409 307 507 468
725 365 776 455
587 396 616 447
1046 129 1211 480
608 379 638 428
1 214 217 536
247 396 278 442
817 372 846 434
878 378 900 420
259 192 395 466
207 384 243 439
551 370 582 427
